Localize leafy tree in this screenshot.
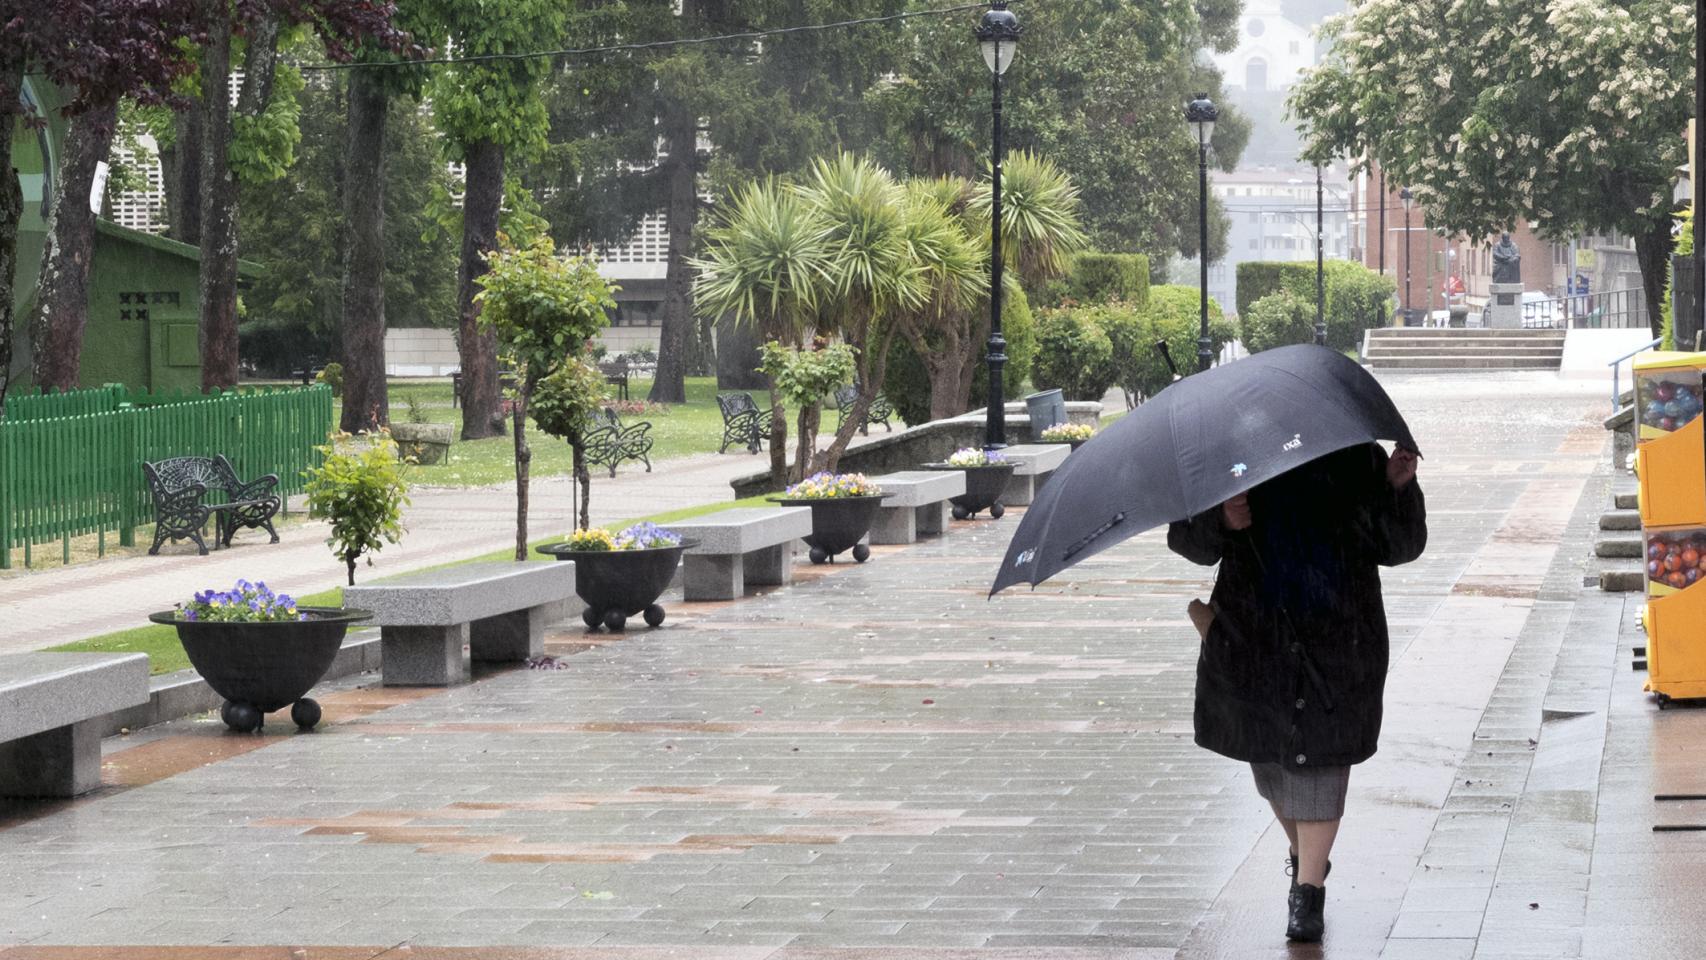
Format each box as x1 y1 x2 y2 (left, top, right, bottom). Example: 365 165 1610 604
1031 306 1116 401
760 339 858 482
476 236 617 559
304 430 411 586
193 3 410 391
239 62 456 377
692 179 836 485
2 1 206 396
530 357 610 530
869 0 1247 262
1288 0 1693 337
426 0 564 440
1241 290 1316 354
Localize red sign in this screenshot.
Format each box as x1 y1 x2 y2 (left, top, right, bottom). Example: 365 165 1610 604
1443 275 1465 296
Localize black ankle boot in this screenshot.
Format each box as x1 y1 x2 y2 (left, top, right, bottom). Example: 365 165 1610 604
1286 882 1326 942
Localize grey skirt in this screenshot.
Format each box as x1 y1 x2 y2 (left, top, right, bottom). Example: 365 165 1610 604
1250 762 1350 821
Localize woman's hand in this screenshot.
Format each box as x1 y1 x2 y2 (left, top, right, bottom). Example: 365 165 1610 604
1221 493 1252 530
1387 447 1419 490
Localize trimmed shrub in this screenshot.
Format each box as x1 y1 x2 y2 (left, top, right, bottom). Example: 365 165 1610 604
1126 285 1237 401
1032 305 1117 401
1235 260 1394 352
1241 291 1316 354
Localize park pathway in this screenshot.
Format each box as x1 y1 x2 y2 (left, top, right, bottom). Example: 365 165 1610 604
5 372 1698 959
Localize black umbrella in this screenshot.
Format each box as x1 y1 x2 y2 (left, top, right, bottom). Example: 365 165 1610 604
991 344 1419 595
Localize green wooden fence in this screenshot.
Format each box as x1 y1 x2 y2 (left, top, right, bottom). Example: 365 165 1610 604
0 385 333 568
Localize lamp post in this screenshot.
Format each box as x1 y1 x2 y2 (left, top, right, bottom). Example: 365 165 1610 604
1186 92 1218 371
1377 167 1386 277
1315 162 1326 346
1399 187 1414 326
977 1 1020 451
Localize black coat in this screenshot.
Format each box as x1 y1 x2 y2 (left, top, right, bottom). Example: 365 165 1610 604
1166 443 1427 769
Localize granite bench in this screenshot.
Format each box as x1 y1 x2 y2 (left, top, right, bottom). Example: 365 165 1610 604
999 443 1072 506
0 652 149 797
868 470 966 545
668 507 811 601
343 561 573 686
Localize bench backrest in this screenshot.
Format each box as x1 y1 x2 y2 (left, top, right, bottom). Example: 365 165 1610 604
718 392 760 419
145 456 225 495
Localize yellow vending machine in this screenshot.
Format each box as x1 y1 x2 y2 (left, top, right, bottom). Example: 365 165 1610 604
1633 352 1706 441
1637 381 1706 704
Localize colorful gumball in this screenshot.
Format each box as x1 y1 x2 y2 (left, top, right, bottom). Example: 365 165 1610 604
1669 571 1689 589
1684 548 1701 567
1688 568 1702 586
1665 553 1684 573
1650 559 1664 577
1657 382 1677 401
1662 417 1678 431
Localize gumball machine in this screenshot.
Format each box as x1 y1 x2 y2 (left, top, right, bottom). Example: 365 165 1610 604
1637 370 1706 704
1632 352 1706 441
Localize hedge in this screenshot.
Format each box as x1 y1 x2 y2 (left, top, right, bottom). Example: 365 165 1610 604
1234 260 1395 353
1032 306 1117 401
1127 285 1236 400
1036 251 1150 309
1241 291 1316 354
1030 285 1236 406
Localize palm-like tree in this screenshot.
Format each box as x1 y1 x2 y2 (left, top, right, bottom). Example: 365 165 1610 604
691 179 836 483
796 153 927 472
968 149 1090 286
887 177 992 421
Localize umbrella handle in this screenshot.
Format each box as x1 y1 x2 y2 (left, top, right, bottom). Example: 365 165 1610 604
1155 340 1181 381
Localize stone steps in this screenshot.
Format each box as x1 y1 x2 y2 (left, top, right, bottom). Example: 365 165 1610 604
1595 536 1642 558
1367 355 1564 370
1599 559 1645 592
1364 328 1566 371
1599 509 1641 531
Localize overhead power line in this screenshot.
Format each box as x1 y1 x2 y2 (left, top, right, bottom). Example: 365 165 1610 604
298 2 1004 72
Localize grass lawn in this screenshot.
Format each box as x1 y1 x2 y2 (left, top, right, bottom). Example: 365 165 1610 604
375 377 785 488
47 494 776 676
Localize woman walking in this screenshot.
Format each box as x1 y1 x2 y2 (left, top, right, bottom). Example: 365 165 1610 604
1168 441 1425 943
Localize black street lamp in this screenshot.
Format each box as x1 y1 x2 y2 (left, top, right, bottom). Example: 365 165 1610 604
1314 163 1326 346
1399 187 1414 326
977 1 1020 451
1186 92 1218 372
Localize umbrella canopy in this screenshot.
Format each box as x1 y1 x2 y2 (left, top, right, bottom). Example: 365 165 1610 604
991 344 1419 595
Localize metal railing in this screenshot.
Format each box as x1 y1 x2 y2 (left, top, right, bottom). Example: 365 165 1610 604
1514 287 1649 330
1609 337 1664 413
0 384 333 568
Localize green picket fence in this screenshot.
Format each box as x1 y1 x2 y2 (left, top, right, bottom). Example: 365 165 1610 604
0 385 333 568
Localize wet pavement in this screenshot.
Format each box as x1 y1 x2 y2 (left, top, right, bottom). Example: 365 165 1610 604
3 372 1701 959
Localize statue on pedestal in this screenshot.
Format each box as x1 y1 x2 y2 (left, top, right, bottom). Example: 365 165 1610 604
1491 233 1522 285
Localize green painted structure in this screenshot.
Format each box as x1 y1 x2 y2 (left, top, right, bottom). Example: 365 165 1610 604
11 77 248 393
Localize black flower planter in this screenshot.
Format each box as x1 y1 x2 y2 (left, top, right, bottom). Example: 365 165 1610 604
536 540 697 632
768 494 889 564
924 462 1017 520
147 607 372 733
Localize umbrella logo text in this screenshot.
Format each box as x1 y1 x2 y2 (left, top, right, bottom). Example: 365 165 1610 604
1230 463 1248 477
1015 548 1036 568
1284 434 1302 452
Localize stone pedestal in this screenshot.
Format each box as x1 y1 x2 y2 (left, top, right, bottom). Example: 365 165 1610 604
1486 283 1525 329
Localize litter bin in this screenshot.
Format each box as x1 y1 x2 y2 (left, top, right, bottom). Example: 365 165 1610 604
1448 305 1468 328
1025 389 1066 436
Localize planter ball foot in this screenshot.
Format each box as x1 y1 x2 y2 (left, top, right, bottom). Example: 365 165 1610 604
603 610 628 632
643 604 666 628
852 543 871 563
223 701 263 734
990 503 1006 519
291 698 323 731
581 606 601 630
952 504 971 521
809 546 830 565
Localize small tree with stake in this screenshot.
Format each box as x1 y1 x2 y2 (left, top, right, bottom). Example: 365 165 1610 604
304 432 411 586
529 358 610 531
476 235 617 559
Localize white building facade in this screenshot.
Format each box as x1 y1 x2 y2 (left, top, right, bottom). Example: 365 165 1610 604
1175 166 1353 315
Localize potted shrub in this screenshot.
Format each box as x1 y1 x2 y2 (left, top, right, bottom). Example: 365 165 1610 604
769 472 890 564
924 447 1016 520
148 581 371 733
1040 421 1095 449
537 522 697 632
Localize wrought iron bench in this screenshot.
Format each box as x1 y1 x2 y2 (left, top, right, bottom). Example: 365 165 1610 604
834 385 894 435
717 392 773 454
584 407 654 478
142 455 282 556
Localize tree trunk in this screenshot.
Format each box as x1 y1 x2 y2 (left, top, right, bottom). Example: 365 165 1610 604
716 316 766 389
339 68 390 433
570 438 591 529
766 381 787 487
457 139 505 439
512 380 533 560
28 102 119 391
162 104 203 245
648 104 698 404
793 404 817 483
816 324 896 473
199 14 281 391
346 552 358 587
0 55 22 406
1634 219 1673 342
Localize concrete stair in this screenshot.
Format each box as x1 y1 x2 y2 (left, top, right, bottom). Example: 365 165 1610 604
1363 328 1567 371
1598 478 1645 592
